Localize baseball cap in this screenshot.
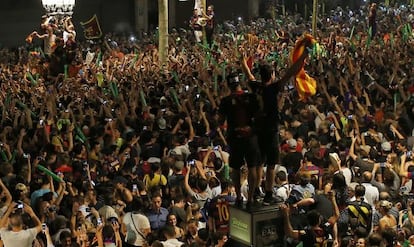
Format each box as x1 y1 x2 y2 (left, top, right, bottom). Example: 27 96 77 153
381 142 392 152
157 117 167 130
160 96 167 105
147 157 161 164
287 139 297 149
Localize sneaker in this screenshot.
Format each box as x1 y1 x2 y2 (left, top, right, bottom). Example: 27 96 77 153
256 187 265 197
262 195 274 206
253 189 264 202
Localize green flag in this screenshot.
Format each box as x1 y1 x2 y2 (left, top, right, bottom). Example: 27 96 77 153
366 27 372 48
169 87 180 107
349 25 355 40
139 90 147 107
26 72 37 86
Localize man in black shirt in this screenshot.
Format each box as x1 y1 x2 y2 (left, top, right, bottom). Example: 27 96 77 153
251 64 282 205
218 73 260 207
282 139 303 175
241 37 314 205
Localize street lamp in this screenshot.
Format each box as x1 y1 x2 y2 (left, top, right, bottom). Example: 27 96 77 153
41 0 76 16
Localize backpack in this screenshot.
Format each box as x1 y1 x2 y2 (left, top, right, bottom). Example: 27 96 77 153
347 200 372 235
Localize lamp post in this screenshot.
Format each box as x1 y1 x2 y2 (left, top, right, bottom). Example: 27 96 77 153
312 0 318 36
39 0 76 57
41 0 76 16
158 0 168 68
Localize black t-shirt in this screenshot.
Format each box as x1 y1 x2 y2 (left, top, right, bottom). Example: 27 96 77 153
218 92 258 134
168 173 185 189
157 130 173 152
250 80 280 128
310 194 334 221
294 123 310 140
140 143 162 160
282 152 303 174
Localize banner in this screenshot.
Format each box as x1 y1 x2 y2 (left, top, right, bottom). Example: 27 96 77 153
80 14 103 39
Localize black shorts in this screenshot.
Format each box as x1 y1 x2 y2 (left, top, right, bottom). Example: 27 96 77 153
228 134 261 169
257 127 279 167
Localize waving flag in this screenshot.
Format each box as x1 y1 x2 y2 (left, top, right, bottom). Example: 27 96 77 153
80 14 103 39
291 34 317 101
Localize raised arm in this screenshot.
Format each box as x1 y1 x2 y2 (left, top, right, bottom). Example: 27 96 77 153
195 159 207 180
349 135 358 161
53 181 67 207
17 128 26 156
281 204 303 240
0 180 12 206
44 225 55 247
111 221 122 247
241 56 256 81
390 124 405 140
184 162 194 195
328 190 340 224
24 204 42 233
185 116 195 142
199 103 211 135
0 202 16 228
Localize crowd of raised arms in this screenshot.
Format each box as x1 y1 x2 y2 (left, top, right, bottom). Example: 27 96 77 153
0 2 413 247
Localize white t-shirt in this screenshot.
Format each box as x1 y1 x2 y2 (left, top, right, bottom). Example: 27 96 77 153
161 238 185 247
211 186 222 198
362 182 379 206
273 183 291 202
123 212 150 247
0 227 38 247
187 186 212 208
341 167 352 186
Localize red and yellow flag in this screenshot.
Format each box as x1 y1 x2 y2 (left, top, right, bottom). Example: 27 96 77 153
291 34 317 101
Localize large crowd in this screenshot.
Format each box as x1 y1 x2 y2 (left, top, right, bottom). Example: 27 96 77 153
0 2 413 247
